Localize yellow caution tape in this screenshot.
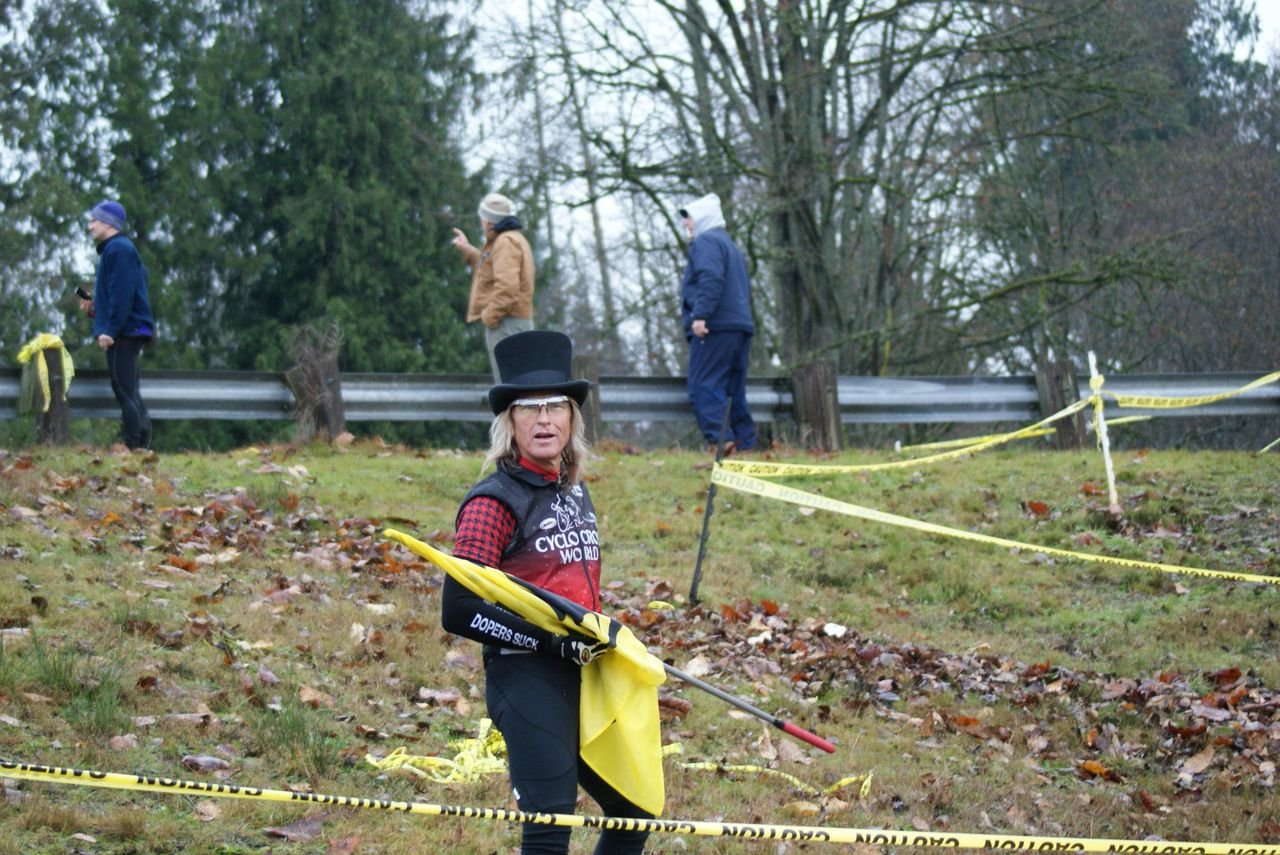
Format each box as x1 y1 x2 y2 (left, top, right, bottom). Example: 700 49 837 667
3 759 1276 851
371 729 868 799
721 397 1093 477
677 761 872 800
711 467 1280 587
1102 371 1280 410
900 429 1055 452
662 742 871 799
899 416 1151 454
367 720 507 784
731 371 1278 477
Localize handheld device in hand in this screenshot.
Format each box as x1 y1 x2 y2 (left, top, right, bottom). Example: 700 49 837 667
75 287 92 300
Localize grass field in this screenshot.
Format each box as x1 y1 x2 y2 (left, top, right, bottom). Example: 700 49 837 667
0 438 1277 853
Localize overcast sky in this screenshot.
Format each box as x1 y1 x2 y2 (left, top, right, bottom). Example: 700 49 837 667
1256 0 1280 55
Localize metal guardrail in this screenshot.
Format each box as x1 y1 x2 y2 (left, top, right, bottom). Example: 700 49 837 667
836 373 1280 424
0 369 1275 425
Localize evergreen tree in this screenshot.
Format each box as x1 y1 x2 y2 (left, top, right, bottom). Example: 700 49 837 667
208 0 484 374
0 1 105 356
2 0 487 448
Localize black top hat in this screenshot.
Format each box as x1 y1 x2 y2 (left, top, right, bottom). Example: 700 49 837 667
488 330 591 415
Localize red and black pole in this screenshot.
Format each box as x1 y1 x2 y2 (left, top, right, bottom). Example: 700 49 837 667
664 662 836 753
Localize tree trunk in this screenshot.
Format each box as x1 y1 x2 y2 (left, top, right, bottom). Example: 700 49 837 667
789 360 841 452
1035 359 1085 450
35 346 70 446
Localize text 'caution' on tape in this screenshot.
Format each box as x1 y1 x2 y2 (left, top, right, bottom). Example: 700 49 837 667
3 760 1278 852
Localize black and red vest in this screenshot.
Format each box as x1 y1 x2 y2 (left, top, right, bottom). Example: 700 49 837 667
460 460 602 610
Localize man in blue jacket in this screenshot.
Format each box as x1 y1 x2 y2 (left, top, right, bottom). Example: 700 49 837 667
79 200 154 450
679 192 757 454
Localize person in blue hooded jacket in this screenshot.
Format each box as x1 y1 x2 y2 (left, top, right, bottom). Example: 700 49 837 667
678 192 757 454
78 200 154 450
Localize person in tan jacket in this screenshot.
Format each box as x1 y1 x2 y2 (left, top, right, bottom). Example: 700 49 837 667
451 192 535 380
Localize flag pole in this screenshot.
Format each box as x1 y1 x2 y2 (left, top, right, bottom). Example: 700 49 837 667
381 530 835 753
664 663 836 753
689 398 734 604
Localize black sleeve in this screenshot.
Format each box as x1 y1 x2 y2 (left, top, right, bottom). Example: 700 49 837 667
440 574 560 654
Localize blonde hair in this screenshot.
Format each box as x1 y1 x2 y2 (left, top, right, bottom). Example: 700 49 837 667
481 399 590 484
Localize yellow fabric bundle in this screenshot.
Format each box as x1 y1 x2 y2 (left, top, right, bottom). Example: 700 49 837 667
384 528 666 816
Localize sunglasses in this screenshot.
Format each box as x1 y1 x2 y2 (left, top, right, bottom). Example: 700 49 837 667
510 395 571 415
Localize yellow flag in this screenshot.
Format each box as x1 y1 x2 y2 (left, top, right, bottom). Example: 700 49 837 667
384 529 666 816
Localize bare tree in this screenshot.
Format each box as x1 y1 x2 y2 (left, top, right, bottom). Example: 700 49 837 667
503 1 1144 375
482 0 1273 393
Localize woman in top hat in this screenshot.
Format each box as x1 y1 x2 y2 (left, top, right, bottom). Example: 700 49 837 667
441 330 653 854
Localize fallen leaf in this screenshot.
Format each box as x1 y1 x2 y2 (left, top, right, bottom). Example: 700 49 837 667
415 686 462 705
2 783 30 805
264 812 328 841
756 727 778 761
1078 759 1124 782
1165 721 1207 739
777 738 809 764
182 754 231 773
784 800 820 817
328 834 361 854
1189 703 1233 722
657 695 693 720
299 685 335 709
442 650 480 671
1180 746 1215 776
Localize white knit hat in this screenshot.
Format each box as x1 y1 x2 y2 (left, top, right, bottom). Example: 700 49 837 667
477 193 516 223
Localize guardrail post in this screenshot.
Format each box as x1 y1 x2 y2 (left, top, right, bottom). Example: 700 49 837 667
572 353 601 444
284 323 346 441
789 360 841 451
1034 359 1085 450
35 346 70 445
284 354 346 440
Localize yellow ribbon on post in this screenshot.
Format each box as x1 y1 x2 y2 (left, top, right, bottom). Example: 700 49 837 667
16 333 76 413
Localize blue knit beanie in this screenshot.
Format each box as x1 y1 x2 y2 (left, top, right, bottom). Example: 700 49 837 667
89 201 127 232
